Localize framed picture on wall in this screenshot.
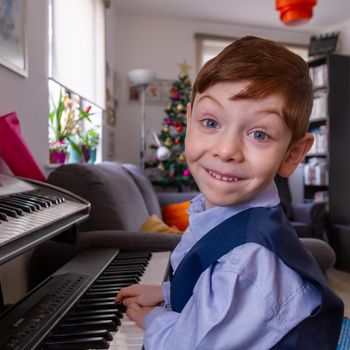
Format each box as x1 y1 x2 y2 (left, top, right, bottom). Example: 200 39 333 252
128 79 173 105
0 0 28 77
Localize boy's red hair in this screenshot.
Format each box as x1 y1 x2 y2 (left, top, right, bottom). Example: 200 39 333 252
191 36 313 143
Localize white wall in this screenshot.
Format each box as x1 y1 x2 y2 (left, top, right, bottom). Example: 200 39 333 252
112 14 314 165
327 18 350 55
0 5 349 176
0 0 49 175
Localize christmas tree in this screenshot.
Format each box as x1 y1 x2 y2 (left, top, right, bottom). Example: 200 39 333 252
146 61 197 191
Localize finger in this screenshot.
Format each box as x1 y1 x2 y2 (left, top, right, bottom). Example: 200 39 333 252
115 285 138 302
122 297 138 306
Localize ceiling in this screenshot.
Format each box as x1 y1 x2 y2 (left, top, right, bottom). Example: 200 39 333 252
114 0 350 33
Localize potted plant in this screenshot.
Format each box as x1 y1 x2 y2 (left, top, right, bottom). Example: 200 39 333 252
79 128 100 163
49 89 93 163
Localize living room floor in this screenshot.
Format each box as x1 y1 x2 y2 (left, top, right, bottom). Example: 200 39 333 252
327 268 350 317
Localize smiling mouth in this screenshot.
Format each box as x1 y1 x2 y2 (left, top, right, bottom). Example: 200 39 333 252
207 169 240 182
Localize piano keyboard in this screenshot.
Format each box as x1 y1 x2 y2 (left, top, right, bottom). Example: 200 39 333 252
0 175 90 248
0 248 170 350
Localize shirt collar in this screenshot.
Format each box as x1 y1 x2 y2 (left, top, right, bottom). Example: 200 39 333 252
188 181 280 240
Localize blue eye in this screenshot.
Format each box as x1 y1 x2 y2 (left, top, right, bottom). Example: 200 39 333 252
250 130 268 141
202 119 218 128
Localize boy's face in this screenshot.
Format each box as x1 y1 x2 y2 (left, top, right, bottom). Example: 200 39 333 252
185 81 312 209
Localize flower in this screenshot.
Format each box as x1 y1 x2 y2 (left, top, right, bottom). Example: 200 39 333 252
49 89 94 156
49 140 67 152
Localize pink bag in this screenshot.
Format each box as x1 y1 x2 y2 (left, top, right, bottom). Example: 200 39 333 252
0 112 46 182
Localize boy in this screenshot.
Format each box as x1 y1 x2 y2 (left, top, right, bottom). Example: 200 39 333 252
116 36 343 349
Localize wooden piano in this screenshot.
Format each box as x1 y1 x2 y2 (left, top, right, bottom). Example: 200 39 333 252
0 175 170 349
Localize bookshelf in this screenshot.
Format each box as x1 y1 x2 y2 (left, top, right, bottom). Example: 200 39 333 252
305 54 350 225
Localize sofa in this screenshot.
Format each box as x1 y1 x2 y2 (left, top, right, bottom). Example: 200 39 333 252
29 162 336 287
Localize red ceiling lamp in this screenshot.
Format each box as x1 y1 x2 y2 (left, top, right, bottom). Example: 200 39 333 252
276 0 317 26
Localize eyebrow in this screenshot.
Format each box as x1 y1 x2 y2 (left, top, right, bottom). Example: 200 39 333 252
196 94 223 107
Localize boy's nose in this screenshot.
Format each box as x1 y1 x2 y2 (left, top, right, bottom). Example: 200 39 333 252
212 132 244 162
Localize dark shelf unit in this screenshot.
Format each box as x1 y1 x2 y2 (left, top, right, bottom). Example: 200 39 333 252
305 54 350 225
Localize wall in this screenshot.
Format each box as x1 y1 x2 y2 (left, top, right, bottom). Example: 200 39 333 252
112 14 314 165
327 18 350 55
0 5 349 175
0 0 49 175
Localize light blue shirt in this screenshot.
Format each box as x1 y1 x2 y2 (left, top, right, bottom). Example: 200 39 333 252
144 182 321 350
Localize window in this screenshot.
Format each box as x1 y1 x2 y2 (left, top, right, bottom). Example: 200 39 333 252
195 33 308 70
48 0 105 164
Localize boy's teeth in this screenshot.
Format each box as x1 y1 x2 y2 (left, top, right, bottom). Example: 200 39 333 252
208 170 238 182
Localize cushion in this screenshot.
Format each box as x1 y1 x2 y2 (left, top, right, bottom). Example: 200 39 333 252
48 162 150 232
122 163 162 218
162 201 190 231
140 215 181 234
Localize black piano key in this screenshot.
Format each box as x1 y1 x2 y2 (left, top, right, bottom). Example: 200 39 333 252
17 192 53 206
68 308 123 318
59 319 118 332
10 195 42 210
75 301 124 312
85 290 121 298
0 212 8 221
0 205 18 217
0 198 34 212
36 191 65 204
63 313 121 326
0 202 24 215
88 284 130 291
11 193 51 208
48 329 113 341
44 336 110 349
101 268 143 275
94 276 140 284
78 297 116 304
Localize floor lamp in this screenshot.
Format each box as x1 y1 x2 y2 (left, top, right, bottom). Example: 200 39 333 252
128 69 156 170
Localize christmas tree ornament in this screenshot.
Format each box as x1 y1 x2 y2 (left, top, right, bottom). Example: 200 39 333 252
163 125 169 132
177 104 184 111
165 119 172 125
158 163 165 172
178 153 186 162
183 169 190 176
165 137 173 148
152 131 171 161
156 146 171 161
176 125 183 133
178 60 192 77
175 138 180 145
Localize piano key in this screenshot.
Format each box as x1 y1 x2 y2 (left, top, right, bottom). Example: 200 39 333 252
48 329 113 341
59 320 118 332
0 212 8 221
63 313 121 325
0 202 23 215
10 194 42 210
75 301 125 312
39 250 170 350
12 193 52 207
0 205 18 217
44 336 110 349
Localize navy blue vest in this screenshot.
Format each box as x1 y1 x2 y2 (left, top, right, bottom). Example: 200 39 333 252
170 205 344 349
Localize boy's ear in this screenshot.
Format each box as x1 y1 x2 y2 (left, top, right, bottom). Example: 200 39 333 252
278 133 314 177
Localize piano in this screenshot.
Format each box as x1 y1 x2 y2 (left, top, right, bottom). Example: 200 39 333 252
0 175 171 349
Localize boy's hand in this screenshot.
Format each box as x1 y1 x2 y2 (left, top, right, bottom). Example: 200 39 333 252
115 284 163 307
126 302 155 329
